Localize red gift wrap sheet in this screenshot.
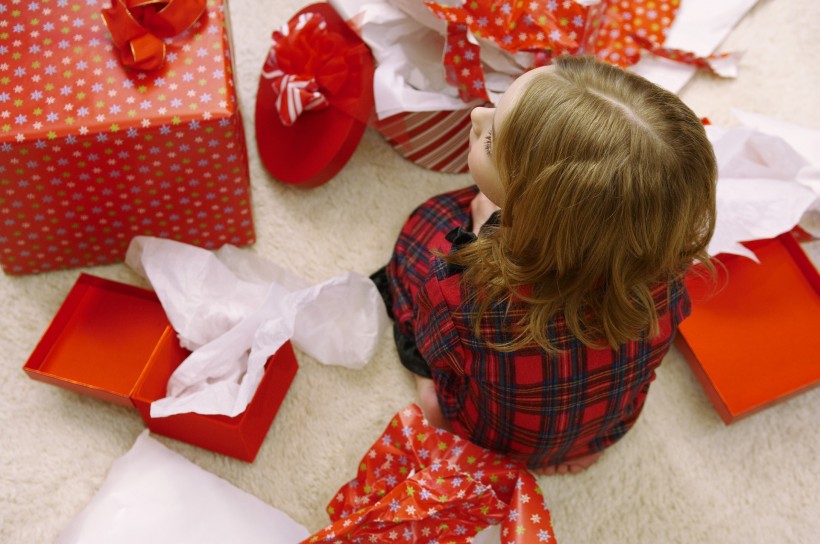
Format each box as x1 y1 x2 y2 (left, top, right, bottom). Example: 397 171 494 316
305 404 557 544
24 274 298 462
0 0 254 275
677 232 820 424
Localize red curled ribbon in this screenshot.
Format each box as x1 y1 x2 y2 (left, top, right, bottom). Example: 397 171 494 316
101 0 207 71
261 12 363 127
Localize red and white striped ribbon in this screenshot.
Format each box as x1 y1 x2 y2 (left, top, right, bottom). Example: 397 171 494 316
261 12 331 127
375 109 472 174
263 70 329 127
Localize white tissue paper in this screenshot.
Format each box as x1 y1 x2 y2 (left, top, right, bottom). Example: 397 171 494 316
331 0 487 118
732 108 820 232
125 237 389 418
57 431 310 544
330 0 759 118
705 112 820 260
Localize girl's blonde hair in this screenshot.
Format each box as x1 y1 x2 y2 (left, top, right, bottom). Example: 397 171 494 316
449 55 717 351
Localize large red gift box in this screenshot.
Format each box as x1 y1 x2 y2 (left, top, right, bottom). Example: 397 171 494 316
0 0 254 275
676 232 820 424
23 274 298 462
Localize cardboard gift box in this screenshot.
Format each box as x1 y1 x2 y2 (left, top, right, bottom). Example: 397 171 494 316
0 0 254 275
23 274 298 462
676 232 820 424
372 110 472 174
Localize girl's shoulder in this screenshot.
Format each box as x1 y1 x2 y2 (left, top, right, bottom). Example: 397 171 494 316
648 277 691 327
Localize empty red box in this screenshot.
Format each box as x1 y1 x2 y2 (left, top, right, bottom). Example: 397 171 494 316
676 232 820 424
23 274 298 461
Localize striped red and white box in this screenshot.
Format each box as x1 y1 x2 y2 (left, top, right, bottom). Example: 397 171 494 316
373 109 473 174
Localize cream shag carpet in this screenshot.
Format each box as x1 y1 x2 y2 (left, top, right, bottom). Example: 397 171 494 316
2 0 819 542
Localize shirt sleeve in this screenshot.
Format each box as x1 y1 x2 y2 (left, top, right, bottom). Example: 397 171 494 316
413 261 470 428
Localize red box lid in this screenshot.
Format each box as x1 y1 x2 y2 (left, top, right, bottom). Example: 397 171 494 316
677 233 820 423
23 274 170 406
23 274 298 461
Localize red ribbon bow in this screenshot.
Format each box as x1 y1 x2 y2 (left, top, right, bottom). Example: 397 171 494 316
261 12 353 127
101 0 206 71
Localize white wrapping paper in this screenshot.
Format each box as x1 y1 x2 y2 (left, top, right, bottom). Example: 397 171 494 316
125 237 389 418
57 431 310 544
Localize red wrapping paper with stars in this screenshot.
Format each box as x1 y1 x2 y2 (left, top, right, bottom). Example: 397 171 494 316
303 404 557 543
0 0 253 275
425 0 736 102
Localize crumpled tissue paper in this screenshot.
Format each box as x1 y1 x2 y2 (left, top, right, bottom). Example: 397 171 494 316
706 111 820 260
125 237 389 418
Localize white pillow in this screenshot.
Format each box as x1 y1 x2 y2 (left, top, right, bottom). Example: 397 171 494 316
58 431 309 544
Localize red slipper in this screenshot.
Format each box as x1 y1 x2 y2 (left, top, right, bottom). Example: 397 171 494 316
255 2 375 188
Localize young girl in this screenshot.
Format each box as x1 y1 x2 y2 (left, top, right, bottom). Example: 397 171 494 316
373 55 717 475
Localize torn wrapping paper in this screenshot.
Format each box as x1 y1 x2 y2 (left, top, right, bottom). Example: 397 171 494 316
58 431 310 544
303 404 557 544
332 0 757 119
629 0 758 91
422 0 741 102
330 0 755 175
705 112 820 260
125 237 389 418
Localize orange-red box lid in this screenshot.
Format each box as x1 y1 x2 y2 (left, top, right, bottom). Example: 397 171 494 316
677 233 820 423
24 274 170 406
23 274 298 461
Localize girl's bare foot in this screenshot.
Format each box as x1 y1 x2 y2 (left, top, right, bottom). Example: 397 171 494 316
414 375 452 432
532 450 604 476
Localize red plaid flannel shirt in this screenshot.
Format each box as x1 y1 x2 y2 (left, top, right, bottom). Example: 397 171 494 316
385 186 690 468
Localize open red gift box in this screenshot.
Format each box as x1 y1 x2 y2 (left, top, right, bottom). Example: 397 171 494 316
23 274 298 462
676 232 820 424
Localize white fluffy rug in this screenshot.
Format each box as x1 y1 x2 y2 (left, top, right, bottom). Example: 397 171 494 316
2 0 819 542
